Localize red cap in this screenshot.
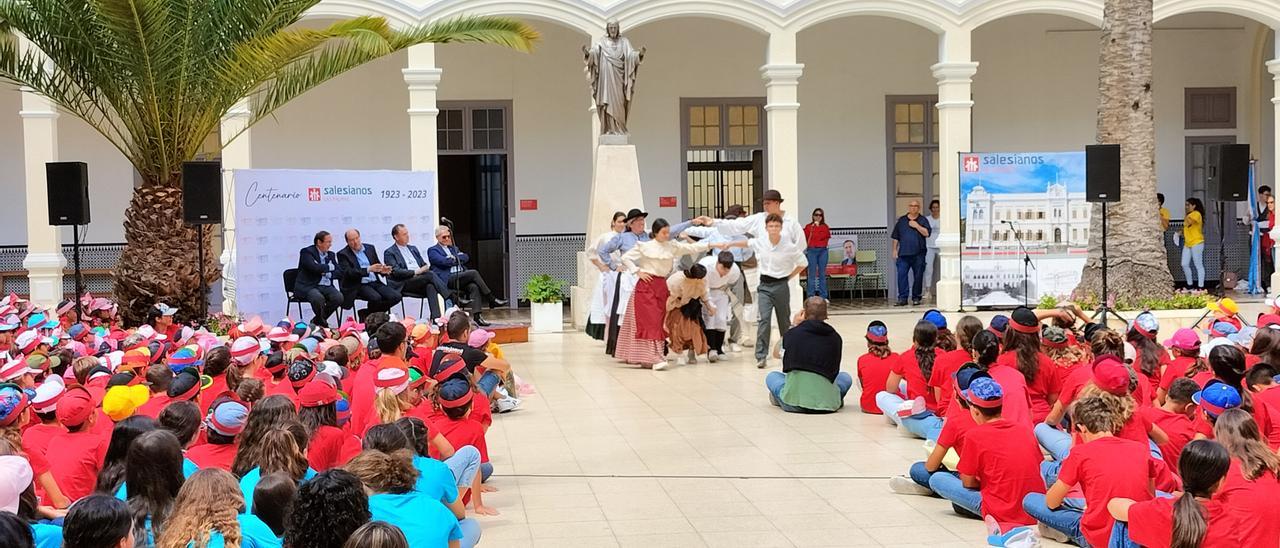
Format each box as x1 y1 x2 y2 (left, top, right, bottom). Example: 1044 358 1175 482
298 381 339 408
1091 355 1130 396
56 387 95 427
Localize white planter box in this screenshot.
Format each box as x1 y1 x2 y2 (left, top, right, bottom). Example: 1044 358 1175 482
1094 308 1210 331
530 302 564 333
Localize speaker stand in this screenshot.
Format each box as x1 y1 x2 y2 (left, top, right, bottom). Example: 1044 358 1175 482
196 224 207 320
72 225 83 320
1091 201 1127 325
1214 201 1229 297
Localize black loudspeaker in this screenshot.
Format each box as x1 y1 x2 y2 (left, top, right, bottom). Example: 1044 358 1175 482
182 161 223 224
1085 144 1121 203
46 162 91 226
1215 144 1250 201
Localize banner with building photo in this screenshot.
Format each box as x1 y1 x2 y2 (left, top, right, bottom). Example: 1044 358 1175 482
233 169 438 321
959 152 1089 307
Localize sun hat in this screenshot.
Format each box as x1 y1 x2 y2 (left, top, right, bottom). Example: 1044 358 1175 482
167 368 201 402
408 366 428 389
0 354 29 382
1091 355 1130 396
953 363 991 393
230 336 260 365
205 399 249 437
467 329 496 348
0 383 31 427
962 377 1004 408
1009 307 1040 335
375 368 409 394
921 310 947 330
108 371 143 388
988 315 1010 338
298 381 339 408
1258 314 1280 329
122 348 153 371
287 357 317 390
14 331 40 354
865 321 889 344
30 377 65 414
0 456 33 514
102 384 149 422
1163 328 1201 351
1207 321 1239 339
236 316 266 338
55 387 95 427
438 378 474 409
1042 326 1071 349
153 303 178 317
0 315 18 332
431 354 468 383
1207 298 1239 318
167 345 202 371
266 326 298 344
335 397 351 426
1193 381 1242 418
1130 312 1159 339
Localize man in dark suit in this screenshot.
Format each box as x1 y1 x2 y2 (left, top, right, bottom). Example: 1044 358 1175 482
427 225 507 326
336 228 402 321
383 223 450 321
295 230 344 327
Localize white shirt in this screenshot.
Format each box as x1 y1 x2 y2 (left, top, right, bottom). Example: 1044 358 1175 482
396 245 421 270
621 239 710 277
747 234 807 279
925 215 940 249
697 255 741 291
716 211 805 250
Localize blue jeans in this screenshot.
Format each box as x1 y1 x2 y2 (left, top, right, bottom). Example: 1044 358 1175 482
480 462 493 482
895 253 926 301
1035 423 1073 461
477 370 500 396
444 445 481 488
908 461 943 491
1182 243 1205 288
459 518 482 548
1107 521 1140 548
929 471 983 519
805 247 829 299
766 370 852 413
875 391 943 440
1022 492 1089 547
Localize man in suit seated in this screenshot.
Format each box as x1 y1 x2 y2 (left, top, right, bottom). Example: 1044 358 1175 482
427 225 507 326
383 223 450 321
336 228 402 321
295 230 344 327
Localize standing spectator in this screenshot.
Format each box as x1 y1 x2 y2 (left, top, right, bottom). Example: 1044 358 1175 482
923 199 940 298
1158 193 1170 232
891 200 931 306
803 208 830 300
1262 194 1275 291
1183 198 1206 289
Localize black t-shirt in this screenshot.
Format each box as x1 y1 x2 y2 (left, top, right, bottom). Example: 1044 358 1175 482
430 341 487 376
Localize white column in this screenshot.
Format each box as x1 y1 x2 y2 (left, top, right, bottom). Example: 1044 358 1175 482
761 31 804 204
932 29 978 311
404 43 442 219
1268 54 1280 292
219 98 252 315
18 36 65 306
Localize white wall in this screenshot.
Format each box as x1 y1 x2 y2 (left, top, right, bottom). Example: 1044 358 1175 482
798 17 938 228
58 115 133 244
0 85 26 245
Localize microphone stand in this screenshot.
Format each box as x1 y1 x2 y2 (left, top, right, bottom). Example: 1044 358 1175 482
1003 219 1036 307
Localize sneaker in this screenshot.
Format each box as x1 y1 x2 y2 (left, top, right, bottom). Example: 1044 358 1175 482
708 351 719 363
1037 524 1069 544
888 475 934 496
912 298 923 306
653 361 669 371
895 396 927 418
756 359 767 369
495 397 521 413
676 354 688 366
895 300 908 307
729 343 743 353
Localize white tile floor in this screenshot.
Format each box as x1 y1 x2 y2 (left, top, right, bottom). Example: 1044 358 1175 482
473 311 1091 547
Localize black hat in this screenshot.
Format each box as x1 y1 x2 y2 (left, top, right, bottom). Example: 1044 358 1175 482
762 189 784 202
624 208 648 223
724 205 747 218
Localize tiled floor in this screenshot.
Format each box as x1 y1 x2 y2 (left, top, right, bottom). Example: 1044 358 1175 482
473 311 1088 547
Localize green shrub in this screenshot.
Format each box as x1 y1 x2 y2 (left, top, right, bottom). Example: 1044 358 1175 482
524 274 566 304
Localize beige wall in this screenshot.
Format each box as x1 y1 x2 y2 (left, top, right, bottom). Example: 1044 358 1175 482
0 85 26 245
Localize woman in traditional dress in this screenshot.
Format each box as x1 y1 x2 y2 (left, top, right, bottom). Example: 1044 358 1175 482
586 212 626 340
615 218 726 370
600 209 650 356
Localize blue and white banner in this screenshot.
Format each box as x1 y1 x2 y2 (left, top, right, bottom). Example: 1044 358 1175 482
232 169 437 322
960 152 1089 307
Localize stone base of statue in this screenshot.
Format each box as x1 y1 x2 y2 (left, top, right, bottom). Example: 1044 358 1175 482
570 144 646 329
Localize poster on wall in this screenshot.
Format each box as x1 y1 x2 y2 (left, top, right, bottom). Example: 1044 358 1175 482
233 169 438 321
960 152 1089 307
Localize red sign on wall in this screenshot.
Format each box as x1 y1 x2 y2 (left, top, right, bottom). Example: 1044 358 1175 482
519 199 538 211
659 196 677 207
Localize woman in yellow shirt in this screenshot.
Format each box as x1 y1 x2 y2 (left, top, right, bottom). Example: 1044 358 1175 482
1182 197 1206 288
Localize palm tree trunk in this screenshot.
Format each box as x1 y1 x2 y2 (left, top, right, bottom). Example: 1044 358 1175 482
113 183 219 325
1076 0 1173 305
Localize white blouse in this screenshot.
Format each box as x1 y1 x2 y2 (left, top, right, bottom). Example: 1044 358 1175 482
621 239 710 277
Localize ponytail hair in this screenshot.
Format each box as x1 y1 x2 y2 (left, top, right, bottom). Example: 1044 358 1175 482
970 330 1000 368
954 316 984 354
1211 408 1280 480
912 321 938 380
1171 440 1231 548
1126 327 1163 381
1003 328 1042 383
1090 329 1124 358
1209 345 1254 412
935 328 958 352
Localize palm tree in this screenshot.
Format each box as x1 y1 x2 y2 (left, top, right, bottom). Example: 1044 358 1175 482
1076 0 1173 305
0 0 537 324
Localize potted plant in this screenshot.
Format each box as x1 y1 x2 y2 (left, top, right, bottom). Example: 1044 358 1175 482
525 274 566 333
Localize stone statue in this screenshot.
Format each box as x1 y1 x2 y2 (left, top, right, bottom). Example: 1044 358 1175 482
583 21 645 138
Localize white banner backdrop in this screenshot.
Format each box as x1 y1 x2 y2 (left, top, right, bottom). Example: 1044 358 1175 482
232 169 438 322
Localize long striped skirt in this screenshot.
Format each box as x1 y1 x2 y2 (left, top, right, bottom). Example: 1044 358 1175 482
615 276 668 366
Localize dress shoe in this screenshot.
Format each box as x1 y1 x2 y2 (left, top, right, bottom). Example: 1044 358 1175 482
474 313 492 327
489 297 509 308
894 300 908 307
457 296 474 307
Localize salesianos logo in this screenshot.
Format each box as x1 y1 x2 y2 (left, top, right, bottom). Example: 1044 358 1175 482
308 187 321 201
963 156 980 173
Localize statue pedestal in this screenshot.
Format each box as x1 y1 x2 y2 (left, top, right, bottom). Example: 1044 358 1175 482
570 144 645 329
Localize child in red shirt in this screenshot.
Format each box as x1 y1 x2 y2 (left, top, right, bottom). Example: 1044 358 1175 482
877 321 943 440
928 316 984 418
999 308 1060 423
1141 377 1199 472
297 380 360 471
1022 393 1158 548
1157 328 1203 404
47 387 109 502
1127 313 1170 405
186 397 247 471
928 377 1046 539
890 363 988 497
1245 364 1280 449
855 321 897 415
1211 408 1280 548
429 378 495 515
1107 440 1244 548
